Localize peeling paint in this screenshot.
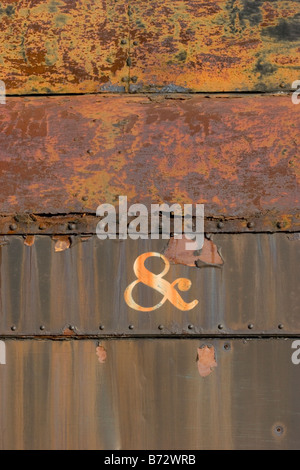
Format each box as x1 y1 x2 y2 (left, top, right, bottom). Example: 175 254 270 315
164 236 223 267
53 236 71 252
197 346 217 377
24 235 35 246
96 345 107 364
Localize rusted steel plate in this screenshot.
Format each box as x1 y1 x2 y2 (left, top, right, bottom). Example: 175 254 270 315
0 338 299 449
0 213 298 235
0 234 299 336
0 95 299 231
128 0 300 93
1 1 299 94
0 0 129 94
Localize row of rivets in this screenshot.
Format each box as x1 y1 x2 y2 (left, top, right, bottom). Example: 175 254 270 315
8 324 285 332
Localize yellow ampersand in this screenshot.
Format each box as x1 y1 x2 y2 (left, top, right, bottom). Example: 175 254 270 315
124 252 198 311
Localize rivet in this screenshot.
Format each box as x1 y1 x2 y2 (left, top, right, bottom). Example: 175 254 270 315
277 222 283 229
126 57 132 67
121 77 128 82
68 223 76 230
278 324 284 330
274 425 284 435
69 325 75 331
39 223 46 230
248 323 254 330
14 216 20 222
133 40 138 46
188 324 194 330
9 223 17 231
87 149 94 155
121 39 127 45
158 324 164 330
217 221 224 229
279 82 286 88
11 325 16 331
99 325 105 330
218 324 224 330
247 221 254 229
40 325 45 331
128 324 134 330
82 196 88 202
131 76 137 83
224 343 231 351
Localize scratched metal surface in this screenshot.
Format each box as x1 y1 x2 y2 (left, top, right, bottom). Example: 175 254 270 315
0 338 298 450
0 95 299 231
0 0 299 94
0 234 299 336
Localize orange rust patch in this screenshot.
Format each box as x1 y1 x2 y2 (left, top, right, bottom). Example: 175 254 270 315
24 235 35 246
197 346 217 378
96 345 107 364
164 236 223 267
53 236 71 252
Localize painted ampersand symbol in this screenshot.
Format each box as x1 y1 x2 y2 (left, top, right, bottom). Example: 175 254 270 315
124 252 198 311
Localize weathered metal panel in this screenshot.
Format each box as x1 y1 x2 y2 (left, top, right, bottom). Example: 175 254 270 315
128 0 300 93
0 95 299 231
0 234 299 336
0 0 129 94
0 1 299 94
0 338 299 450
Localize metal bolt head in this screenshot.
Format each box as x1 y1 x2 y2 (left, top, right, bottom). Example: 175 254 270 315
69 325 75 331
39 223 46 230
131 76 138 83
128 324 134 330
188 324 194 330
224 343 231 351
133 40 138 46
68 223 76 231
99 325 105 330
217 221 224 229
9 223 17 231
82 195 88 202
277 221 283 229
247 221 254 229
218 324 224 330
248 323 254 330
274 425 284 436
121 39 127 45
40 325 45 331
278 324 284 330
11 325 16 331
158 324 164 330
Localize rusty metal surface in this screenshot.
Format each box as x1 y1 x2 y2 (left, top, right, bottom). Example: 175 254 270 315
0 234 299 336
128 0 300 93
0 95 299 231
0 338 299 450
0 0 129 94
0 1 299 94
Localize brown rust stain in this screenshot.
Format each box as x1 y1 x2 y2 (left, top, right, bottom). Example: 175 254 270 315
96 345 107 364
0 95 298 227
197 345 217 378
164 236 223 267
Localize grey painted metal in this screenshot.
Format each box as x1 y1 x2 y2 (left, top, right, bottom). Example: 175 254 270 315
0 338 298 450
0 233 299 336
